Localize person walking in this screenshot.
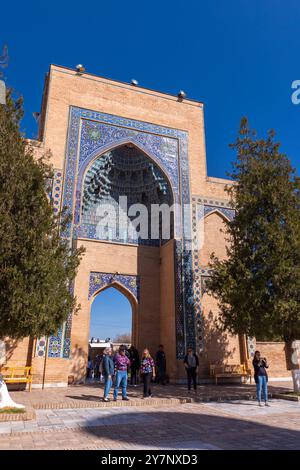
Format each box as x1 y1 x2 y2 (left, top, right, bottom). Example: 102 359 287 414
129 345 140 386
155 344 167 385
183 347 199 393
102 348 114 402
113 346 131 401
140 349 155 398
253 350 270 407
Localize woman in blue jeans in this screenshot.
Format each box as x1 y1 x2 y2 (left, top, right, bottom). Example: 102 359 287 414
113 346 131 401
252 350 270 407
102 348 114 402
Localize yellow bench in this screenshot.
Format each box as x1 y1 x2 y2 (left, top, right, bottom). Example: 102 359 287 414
1 366 33 391
210 364 252 385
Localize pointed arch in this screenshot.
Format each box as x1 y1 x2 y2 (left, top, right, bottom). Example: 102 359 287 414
79 137 176 204
204 208 231 222
90 280 138 311
77 141 176 244
89 281 139 346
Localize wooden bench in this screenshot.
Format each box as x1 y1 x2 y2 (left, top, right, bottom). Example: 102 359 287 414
1 366 33 391
210 364 252 385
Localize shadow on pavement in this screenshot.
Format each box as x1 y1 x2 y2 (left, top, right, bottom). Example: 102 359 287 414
81 408 300 450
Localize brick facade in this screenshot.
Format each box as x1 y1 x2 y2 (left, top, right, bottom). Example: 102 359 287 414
255 342 291 379
3 65 290 385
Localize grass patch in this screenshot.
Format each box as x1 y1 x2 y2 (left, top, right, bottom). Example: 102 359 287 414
286 391 300 396
0 407 26 414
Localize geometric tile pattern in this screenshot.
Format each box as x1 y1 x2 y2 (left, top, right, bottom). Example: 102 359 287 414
35 337 47 358
47 169 70 359
48 327 63 358
88 272 140 303
62 283 74 359
52 169 63 214
203 205 235 221
61 108 189 241
247 336 256 360
191 200 204 353
174 242 185 357
175 243 197 356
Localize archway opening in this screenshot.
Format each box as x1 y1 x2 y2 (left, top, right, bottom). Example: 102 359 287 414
87 286 133 381
81 143 174 245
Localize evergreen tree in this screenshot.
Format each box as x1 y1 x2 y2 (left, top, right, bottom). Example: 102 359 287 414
0 90 84 339
207 119 300 387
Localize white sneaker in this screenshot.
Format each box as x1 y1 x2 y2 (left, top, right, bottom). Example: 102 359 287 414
258 402 263 407
265 402 270 407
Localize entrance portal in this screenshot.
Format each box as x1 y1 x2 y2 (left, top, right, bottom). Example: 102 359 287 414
87 284 137 380
89 286 132 343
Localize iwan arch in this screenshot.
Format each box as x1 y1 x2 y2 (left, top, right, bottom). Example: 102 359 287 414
5 65 290 386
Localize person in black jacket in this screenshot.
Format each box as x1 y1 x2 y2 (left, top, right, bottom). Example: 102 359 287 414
102 348 115 402
252 350 270 407
128 345 140 386
155 345 167 385
184 347 199 393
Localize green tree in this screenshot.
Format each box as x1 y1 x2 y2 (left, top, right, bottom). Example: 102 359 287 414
113 333 132 344
0 90 84 339
207 118 300 389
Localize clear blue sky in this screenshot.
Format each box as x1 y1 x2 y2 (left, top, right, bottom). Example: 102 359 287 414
2 0 300 178
90 288 131 340
2 0 300 336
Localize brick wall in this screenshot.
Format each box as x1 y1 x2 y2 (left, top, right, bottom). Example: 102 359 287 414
32 357 69 386
4 337 31 367
255 342 290 378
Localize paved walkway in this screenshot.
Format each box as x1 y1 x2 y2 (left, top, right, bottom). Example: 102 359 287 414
8 381 293 409
0 399 299 450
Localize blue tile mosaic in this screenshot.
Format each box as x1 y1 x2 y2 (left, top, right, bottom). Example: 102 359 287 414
48 327 63 358
35 337 46 358
88 272 140 303
61 108 189 241
247 336 256 359
46 170 72 359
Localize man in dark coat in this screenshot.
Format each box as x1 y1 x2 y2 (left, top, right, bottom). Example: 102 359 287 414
155 344 167 385
128 345 140 386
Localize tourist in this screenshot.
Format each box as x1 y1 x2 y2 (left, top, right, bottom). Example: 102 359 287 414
183 347 199 393
140 349 155 398
102 348 114 402
94 354 102 379
86 356 93 380
113 346 131 401
119 344 130 358
155 344 167 385
129 345 140 386
252 350 270 407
